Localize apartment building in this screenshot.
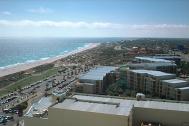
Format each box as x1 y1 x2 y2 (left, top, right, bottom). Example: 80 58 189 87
24 94 189 126
127 62 177 73
126 69 189 100
161 79 189 100
78 66 117 94
126 69 176 96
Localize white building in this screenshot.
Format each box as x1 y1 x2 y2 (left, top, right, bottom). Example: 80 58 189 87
24 94 189 126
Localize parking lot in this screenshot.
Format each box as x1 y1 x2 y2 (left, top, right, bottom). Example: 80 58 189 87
0 65 91 126
0 108 21 126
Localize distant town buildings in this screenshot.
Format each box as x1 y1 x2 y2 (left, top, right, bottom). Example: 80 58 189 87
24 94 189 126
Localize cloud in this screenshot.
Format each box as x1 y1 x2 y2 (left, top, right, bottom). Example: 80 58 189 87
28 7 53 14
121 24 189 38
0 20 121 29
0 20 188 30
0 20 188 37
0 11 11 15
125 24 189 30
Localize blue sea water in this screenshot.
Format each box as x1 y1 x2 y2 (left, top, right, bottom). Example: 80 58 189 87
0 37 125 69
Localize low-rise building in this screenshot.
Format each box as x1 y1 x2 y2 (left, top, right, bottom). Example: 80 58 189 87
24 94 189 126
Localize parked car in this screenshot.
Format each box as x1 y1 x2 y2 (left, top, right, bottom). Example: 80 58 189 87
5 116 14 121
0 116 7 124
3 109 9 113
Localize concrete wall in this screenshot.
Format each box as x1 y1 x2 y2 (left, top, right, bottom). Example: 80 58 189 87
24 117 49 126
83 83 96 94
79 79 103 94
133 107 189 126
180 90 189 101
48 107 129 126
79 79 97 84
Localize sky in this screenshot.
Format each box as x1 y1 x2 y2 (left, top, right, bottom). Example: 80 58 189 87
0 0 189 38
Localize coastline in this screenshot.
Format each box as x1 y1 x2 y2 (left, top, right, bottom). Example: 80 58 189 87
0 43 100 78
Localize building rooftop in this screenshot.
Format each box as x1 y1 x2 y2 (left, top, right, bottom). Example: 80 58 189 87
162 79 187 84
177 86 189 90
135 57 172 63
25 96 55 117
128 62 176 68
155 54 180 56
52 94 189 116
53 94 135 116
130 69 175 77
79 66 117 81
162 79 188 88
152 56 181 59
134 100 189 112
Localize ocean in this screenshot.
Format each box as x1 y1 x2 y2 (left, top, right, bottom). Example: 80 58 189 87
0 37 125 69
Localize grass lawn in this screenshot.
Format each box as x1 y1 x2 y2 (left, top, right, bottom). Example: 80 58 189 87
0 68 58 96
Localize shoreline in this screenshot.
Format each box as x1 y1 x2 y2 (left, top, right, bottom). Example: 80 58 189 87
0 43 100 78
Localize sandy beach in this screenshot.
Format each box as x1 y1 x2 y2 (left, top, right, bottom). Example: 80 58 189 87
0 43 100 78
